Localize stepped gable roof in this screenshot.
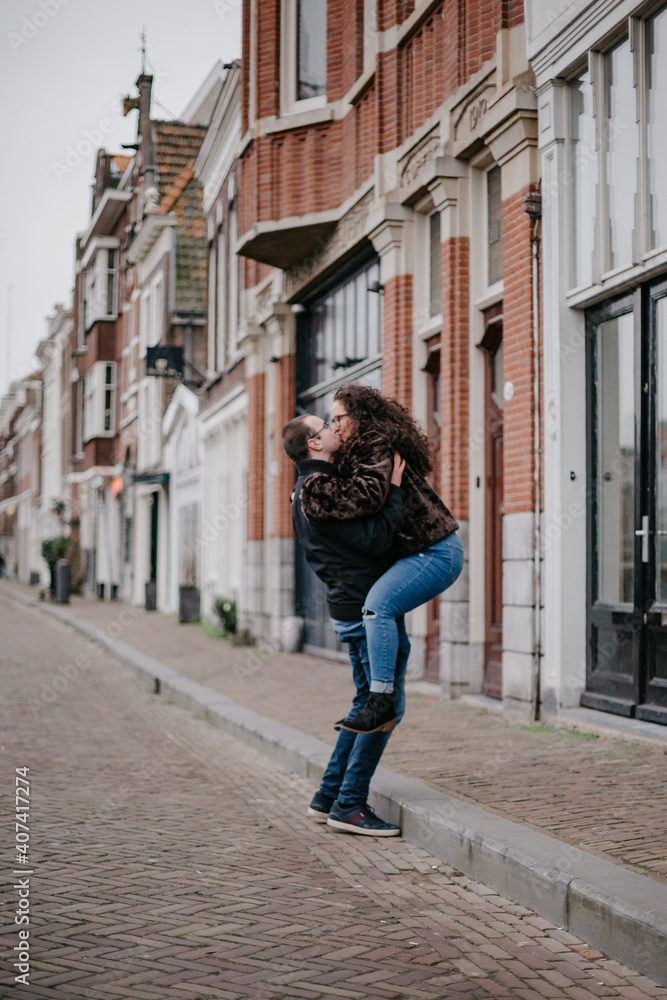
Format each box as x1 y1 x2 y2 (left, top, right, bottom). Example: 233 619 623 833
153 121 207 194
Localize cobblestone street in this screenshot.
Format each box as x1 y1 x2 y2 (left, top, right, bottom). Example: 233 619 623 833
2 598 666 999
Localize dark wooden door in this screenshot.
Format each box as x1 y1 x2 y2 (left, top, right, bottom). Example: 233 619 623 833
480 309 503 699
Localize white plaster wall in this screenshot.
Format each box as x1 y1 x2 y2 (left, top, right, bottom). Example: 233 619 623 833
200 391 248 626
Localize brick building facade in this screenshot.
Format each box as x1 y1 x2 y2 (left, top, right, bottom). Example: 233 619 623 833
235 0 543 712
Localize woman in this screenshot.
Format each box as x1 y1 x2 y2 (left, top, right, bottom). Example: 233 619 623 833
300 383 463 734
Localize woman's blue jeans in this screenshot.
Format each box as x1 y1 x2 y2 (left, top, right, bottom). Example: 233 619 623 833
319 617 410 808
363 532 464 692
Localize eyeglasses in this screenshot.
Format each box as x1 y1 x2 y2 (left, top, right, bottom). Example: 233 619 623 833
308 420 330 441
331 413 349 428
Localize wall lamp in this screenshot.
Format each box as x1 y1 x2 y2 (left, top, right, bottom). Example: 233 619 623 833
368 280 384 293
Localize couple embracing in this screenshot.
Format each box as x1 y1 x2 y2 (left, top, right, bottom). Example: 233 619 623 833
282 384 462 837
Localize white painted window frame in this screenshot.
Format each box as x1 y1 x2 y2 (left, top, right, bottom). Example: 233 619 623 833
82 240 120 332
565 14 667 293
280 0 328 117
82 361 117 442
217 228 227 372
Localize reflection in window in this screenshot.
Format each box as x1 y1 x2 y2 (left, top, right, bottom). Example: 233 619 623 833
487 166 502 285
570 72 597 286
297 0 327 100
647 8 667 251
596 312 635 604
298 261 381 393
605 41 638 270
657 297 667 602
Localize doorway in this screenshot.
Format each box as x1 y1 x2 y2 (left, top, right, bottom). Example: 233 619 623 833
583 282 667 724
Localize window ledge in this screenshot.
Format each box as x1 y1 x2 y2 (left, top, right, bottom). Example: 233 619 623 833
565 247 667 308
261 103 334 135
417 315 443 340
474 283 504 311
344 60 376 107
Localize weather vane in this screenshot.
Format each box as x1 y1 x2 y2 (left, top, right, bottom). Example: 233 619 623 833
140 26 147 74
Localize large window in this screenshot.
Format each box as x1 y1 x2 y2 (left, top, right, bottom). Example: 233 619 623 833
297 0 327 100
139 273 164 358
605 40 638 270
82 362 117 442
81 244 119 332
568 11 667 288
570 71 597 287
648 6 667 251
298 259 381 398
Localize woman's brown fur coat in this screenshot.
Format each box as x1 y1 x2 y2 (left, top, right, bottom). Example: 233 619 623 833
300 429 458 559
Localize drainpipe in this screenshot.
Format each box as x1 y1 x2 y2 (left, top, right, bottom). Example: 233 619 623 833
524 187 542 722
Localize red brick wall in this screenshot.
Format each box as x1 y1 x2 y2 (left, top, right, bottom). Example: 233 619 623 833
240 0 525 239
381 275 412 409
241 0 250 134
256 1 281 118
247 372 265 541
272 355 295 539
440 237 470 520
502 184 537 514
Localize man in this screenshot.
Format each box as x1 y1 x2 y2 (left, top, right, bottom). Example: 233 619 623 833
282 413 409 837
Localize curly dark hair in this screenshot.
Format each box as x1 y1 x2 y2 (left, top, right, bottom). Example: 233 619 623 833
334 383 433 477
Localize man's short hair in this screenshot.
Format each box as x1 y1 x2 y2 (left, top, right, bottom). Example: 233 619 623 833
282 414 313 463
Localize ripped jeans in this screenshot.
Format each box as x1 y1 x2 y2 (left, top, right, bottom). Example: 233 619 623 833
362 532 464 692
318 617 410 808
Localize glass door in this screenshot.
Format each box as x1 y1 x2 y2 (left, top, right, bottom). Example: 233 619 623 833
584 283 667 724
641 281 667 722
584 298 639 715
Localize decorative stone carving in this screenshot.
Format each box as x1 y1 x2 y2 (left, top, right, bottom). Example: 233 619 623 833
255 281 275 321
451 75 497 145
283 189 375 299
399 132 441 189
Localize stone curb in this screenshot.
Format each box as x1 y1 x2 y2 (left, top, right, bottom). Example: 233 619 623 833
7 585 667 986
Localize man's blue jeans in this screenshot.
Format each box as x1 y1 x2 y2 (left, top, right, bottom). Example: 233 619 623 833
363 532 464 692
318 616 410 808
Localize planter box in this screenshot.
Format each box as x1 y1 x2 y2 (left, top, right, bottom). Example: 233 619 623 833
179 585 200 623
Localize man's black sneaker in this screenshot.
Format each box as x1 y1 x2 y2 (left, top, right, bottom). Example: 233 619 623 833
339 693 396 734
327 800 400 837
307 790 335 822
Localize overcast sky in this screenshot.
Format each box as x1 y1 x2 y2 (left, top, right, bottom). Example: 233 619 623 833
0 0 241 397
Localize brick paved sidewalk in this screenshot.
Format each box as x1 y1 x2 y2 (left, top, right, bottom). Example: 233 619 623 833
2 596 667 1000
5 583 667 886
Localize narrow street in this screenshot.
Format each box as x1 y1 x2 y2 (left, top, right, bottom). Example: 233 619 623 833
1 597 665 1000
